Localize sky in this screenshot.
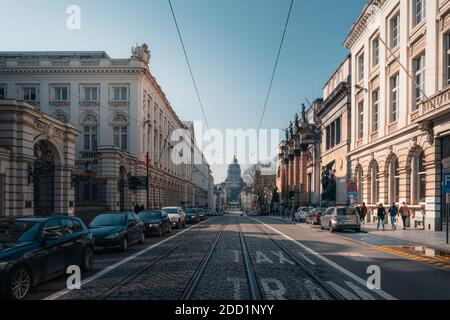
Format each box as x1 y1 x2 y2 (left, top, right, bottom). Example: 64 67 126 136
0 0 366 183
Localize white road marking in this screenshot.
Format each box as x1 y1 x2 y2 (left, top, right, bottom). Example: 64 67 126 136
298 252 316 266
256 251 274 264
260 279 287 300
253 218 397 300
227 278 244 300
345 281 375 300
271 251 295 265
44 220 210 301
231 250 240 263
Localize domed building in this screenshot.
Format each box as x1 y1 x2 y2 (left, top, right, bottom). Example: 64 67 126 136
225 156 245 207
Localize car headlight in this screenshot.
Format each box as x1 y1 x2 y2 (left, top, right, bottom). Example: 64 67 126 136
0 262 10 271
148 224 159 228
105 232 122 239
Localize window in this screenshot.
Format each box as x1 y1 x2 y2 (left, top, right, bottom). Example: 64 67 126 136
357 52 364 81
390 13 400 48
113 87 127 101
418 152 426 203
113 126 128 150
54 87 68 101
84 126 98 151
0 86 6 99
325 117 341 151
372 90 379 132
413 0 426 26
358 102 364 139
394 159 400 203
390 74 399 123
372 37 379 67
445 34 450 86
370 164 379 204
23 87 36 101
84 87 98 101
413 53 426 109
54 112 69 123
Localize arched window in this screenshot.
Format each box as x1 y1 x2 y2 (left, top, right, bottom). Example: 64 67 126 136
111 113 128 151
355 166 363 204
81 113 98 151
53 112 69 124
410 150 426 204
370 162 379 204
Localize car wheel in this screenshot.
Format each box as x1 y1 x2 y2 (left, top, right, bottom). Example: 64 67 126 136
329 224 335 233
320 225 324 230
8 266 32 300
121 237 128 252
158 228 163 237
81 246 94 272
355 228 361 233
168 225 172 234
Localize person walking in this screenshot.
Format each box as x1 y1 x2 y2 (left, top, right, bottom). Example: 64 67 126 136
291 208 296 222
388 202 398 230
377 203 386 230
133 203 140 214
360 202 368 224
139 204 145 213
399 202 411 230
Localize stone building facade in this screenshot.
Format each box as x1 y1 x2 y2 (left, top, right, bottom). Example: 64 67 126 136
0 100 79 217
0 45 213 216
344 0 450 231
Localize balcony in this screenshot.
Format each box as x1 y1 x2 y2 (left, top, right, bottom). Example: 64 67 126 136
412 86 450 123
79 150 99 160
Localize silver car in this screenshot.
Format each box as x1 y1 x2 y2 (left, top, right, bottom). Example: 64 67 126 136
161 207 186 229
320 207 361 233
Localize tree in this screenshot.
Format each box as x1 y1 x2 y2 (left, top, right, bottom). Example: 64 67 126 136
243 162 276 213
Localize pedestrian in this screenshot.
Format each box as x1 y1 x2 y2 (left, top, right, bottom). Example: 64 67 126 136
291 208 295 222
377 203 386 230
399 202 411 230
360 202 368 224
388 202 398 230
139 204 145 212
133 203 139 214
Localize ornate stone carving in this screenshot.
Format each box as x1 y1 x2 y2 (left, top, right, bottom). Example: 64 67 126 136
131 44 151 65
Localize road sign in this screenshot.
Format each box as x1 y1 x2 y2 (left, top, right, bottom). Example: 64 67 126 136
129 176 148 190
443 173 450 193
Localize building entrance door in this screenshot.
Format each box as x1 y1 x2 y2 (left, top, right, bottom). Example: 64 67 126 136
119 167 127 211
33 141 55 216
441 136 450 232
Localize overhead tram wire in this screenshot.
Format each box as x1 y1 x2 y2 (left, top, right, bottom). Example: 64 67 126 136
168 0 210 130
257 0 295 133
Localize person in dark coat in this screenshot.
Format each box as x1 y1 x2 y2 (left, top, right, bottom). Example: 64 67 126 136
134 204 140 214
377 203 386 230
139 204 145 212
388 203 399 230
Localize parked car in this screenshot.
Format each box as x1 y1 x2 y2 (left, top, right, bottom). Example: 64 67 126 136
295 207 311 222
306 207 326 225
89 212 145 252
320 207 361 233
184 208 201 224
0 216 95 300
161 207 186 229
138 210 171 237
197 209 208 221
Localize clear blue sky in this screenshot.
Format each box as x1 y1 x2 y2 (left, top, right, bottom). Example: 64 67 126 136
0 0 365 182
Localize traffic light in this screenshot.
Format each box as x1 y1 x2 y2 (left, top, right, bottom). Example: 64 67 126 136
288 191 295 201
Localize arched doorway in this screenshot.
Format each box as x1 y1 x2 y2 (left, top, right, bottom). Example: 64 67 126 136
34 141 56 216
119 166 127 211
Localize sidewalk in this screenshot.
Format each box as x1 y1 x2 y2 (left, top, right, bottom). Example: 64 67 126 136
361 223 450 253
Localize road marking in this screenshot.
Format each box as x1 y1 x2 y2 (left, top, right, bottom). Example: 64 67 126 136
271 251 295 265
256 251 273 264
345 281 375 300
298 252 316 266
253 218 397 300
260 278 287 300
227 277 244 300
326 281 359 300
231 250 240 263
44 219 211 301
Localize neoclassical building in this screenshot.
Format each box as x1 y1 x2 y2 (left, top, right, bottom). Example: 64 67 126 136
0 44 213 217
345 0 450 231
0 100 79 216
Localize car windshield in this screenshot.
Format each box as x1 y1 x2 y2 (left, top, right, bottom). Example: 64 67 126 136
90 214 126 227
0 221 41 243
315 208 326 213
336 208 357 216
185 209 197 214
162 208 177 214
138 212 161 220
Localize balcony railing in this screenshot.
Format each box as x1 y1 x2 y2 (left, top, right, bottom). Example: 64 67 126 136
412 86 450 122
79 151 99 160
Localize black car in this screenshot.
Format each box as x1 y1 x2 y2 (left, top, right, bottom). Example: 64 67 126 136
184 209 201 224
0 216 95 300
196 209 207 221
138 211 172 237
89 212 145 252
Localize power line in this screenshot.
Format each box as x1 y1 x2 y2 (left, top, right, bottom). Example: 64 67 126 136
257 0 295 132
168 0 210 130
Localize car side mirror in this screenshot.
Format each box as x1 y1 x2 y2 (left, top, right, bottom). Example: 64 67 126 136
42 232 61 243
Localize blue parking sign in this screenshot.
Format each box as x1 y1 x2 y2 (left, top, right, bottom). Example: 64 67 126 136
443 173 450 193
